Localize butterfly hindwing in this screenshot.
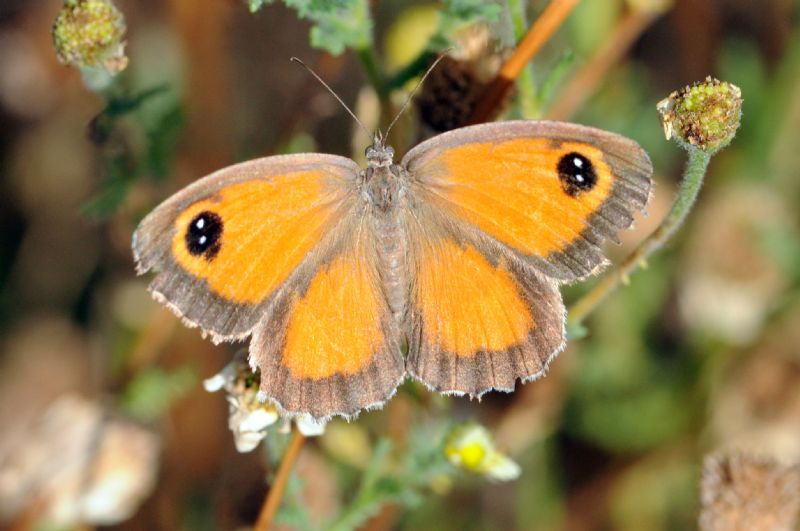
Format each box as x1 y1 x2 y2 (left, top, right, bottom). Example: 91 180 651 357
402 120 653 281
250 215 405 419
133 154 359 341
403 201 565 395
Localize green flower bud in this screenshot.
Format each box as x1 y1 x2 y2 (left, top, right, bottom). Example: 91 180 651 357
657 77 742 153
52 0 128 75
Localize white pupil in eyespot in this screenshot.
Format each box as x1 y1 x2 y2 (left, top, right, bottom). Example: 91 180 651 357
196 218 205 229
199 235 207 245
575 174 584 182
573 157 583 168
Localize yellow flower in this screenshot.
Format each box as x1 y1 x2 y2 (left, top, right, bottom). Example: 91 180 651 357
444 423 521 482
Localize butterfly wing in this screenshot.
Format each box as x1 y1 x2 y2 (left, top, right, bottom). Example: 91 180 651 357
401 120 652 395
134 154 404 419
402 199 565 396
401 120 653 281
250 214 404 419
133 154 359 341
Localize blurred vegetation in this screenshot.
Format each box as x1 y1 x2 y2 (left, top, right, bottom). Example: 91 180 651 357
0 0 799 530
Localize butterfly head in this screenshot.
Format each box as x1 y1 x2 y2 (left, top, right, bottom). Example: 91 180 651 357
365 132 395 168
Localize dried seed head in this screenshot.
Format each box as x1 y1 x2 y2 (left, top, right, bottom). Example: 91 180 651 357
658 77 742 153
417 25 511 132
699 452 800 531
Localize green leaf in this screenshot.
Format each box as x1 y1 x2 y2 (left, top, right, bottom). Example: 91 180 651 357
566 318 588 340
275 474 315 531
146 104 185 180
327 439 399 531
537 49 575 108
306 0 372 55
105 84 170 118
80 153 135 218
253 0 372 55
247 0 270 12
121 365 197 422
432 0 502 47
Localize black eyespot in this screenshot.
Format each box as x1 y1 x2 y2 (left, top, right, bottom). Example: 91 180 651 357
185 211 223 261
557 152 597 197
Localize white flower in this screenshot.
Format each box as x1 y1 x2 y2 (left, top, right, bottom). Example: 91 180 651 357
204 352 325 452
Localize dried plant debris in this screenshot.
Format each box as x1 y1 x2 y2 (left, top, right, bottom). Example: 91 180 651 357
0 395 159 527
699 452 800 531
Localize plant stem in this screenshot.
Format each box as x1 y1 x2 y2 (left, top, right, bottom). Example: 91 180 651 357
356 46 388 103
468 0 580 124
567 147 712 329
545 7 663 120
386 49 438 91
254 429 306 531
507 0 540 118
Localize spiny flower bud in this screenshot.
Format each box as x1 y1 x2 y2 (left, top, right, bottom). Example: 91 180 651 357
52 0 128 75
657 77 742 153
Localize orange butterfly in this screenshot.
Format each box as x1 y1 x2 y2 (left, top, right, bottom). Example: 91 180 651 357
133 120 652 420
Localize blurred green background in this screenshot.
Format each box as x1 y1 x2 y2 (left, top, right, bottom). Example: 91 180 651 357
0 0 799 529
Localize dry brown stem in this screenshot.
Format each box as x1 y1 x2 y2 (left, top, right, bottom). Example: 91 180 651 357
468 0 580 124
254 429 306 531
546 7 663 121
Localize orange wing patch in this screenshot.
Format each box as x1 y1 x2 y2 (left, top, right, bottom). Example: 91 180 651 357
417 241 533 356
423 139 614 257
281 255 384 379
170 171 342 305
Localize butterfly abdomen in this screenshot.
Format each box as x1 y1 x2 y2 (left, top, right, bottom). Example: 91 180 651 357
374 214 408 327
367 171 410 333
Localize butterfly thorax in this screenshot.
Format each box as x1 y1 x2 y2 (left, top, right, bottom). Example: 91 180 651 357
362 140 407 213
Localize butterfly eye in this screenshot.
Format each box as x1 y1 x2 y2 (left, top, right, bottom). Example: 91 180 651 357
185 211 223 260
557 152 597 197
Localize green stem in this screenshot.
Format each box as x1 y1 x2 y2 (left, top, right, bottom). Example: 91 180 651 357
567 147 712 331
386 49 438 91
507 0 539 118
356 46 388 103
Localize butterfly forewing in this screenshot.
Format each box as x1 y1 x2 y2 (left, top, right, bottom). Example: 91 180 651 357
133 154 359 341
402 120 653 281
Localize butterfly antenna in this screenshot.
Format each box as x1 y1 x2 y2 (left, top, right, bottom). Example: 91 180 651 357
383 49 453 140
290 57 372 142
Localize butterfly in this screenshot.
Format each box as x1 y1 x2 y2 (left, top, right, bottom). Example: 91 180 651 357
133 120 652 421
